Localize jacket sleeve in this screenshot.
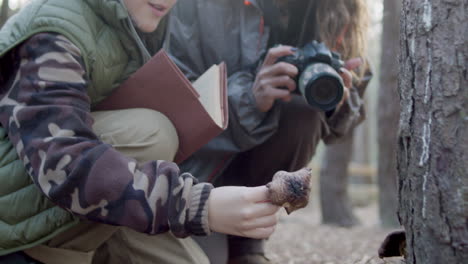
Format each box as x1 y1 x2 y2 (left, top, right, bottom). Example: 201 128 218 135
0 33 213 238
167 6 282 153
220 71 282 152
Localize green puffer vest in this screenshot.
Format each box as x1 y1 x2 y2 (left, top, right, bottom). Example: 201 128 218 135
0 0 165 255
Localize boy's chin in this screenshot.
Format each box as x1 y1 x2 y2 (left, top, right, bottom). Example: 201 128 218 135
137 20 161 33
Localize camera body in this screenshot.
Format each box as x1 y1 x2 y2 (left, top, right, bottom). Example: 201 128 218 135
278 41 345 111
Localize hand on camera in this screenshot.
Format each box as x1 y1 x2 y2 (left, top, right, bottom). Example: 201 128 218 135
336 57 363 109
208 186 281 239
252 46 299 112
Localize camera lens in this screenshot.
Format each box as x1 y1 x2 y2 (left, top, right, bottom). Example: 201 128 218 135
308 78 340 104
298 63 344 111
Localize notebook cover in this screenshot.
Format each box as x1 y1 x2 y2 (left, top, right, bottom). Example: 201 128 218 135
94 50 228 163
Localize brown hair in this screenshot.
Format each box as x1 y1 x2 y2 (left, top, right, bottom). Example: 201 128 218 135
309 0 369 77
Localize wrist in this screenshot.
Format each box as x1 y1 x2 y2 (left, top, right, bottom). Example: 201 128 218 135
187 183 214 236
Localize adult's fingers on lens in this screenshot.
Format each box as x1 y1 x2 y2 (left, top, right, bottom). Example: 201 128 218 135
266 86 291 101
262 45 296 67
344 57 363 71
337 87 350 109
343 86 350 101
264 75 296 92
268 62 299 78
339 68 353 88
281 94 292 102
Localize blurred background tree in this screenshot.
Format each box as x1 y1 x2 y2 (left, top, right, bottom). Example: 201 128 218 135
316 0 393 228
320 131 360 227
377 0 401 228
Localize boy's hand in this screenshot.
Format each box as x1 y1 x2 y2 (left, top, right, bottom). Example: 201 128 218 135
208 186 281 239
252 46 299 112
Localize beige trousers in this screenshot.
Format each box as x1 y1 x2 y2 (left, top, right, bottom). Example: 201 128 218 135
24 109 209 264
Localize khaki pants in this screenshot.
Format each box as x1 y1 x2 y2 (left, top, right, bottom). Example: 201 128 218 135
24 109 209 264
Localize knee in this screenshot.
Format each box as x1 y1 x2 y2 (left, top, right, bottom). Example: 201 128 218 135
133 109 179 161
93 108 179 162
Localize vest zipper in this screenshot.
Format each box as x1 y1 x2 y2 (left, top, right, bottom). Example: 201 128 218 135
119 0 152 63
125 18 152 63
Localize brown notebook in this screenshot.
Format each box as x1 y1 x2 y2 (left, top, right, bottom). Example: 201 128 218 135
94 50 228 164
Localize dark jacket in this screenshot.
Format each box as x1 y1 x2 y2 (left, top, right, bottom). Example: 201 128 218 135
166 0 369 183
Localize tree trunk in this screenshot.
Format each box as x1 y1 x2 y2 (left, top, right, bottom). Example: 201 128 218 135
320 131 359 227
377 0 401 228
398 0 468 263
0 0 9 27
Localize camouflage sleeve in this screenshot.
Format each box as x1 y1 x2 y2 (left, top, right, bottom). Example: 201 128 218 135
0 33 213 237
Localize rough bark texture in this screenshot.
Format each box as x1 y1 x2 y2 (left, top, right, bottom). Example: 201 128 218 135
377 0 401 228
320 132 360 227
398 0 468 263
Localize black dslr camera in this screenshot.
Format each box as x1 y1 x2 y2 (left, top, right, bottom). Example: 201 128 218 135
278 41 345 111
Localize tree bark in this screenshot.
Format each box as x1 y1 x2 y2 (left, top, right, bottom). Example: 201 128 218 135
377 0 401 228
0 0 9 27
320 131 359 227
398 0 468 263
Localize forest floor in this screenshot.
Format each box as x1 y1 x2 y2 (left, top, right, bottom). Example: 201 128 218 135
264 175 405 264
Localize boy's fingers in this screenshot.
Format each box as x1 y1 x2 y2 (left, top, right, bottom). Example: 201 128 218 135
245 186 270 202
250 202 281 217
243 214 278 230
244 226 276 239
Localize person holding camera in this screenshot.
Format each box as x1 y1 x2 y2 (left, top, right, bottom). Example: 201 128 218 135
166 0 371 263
